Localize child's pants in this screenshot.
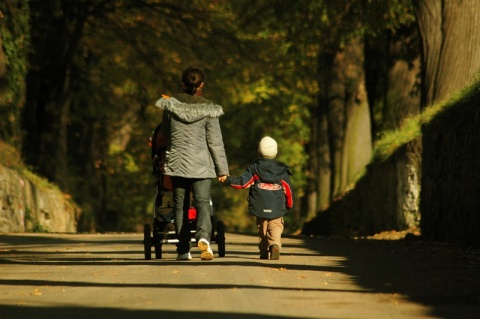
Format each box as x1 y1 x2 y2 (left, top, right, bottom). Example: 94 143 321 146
256 217 284 251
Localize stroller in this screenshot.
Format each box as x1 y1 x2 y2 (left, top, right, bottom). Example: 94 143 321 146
143 124 226 260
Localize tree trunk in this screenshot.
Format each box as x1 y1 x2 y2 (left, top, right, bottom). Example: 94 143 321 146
415 0 480 245
415 0 480 105
23 2 87 190
365 22 422 230
306 37 372 218
386 27 422 229
304 104 320 220
305 92 332 218
316 111 331 212
327 38 371 198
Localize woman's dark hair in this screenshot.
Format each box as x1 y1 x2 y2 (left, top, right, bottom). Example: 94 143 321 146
182 66 204 95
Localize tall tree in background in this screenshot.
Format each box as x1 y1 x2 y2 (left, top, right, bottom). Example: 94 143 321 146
233 1 418 220
231 1 374 220
314 0 420 227
24 1 88 188
0 0 29 144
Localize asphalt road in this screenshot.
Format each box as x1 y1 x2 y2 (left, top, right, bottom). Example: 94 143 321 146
0 232 479 319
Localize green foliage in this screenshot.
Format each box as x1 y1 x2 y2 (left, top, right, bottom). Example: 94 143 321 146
24 208 49 233
14 0 421 233
362 0 416 35
56 0 250 231
0 140 61 197
0 139 23 169
0 0 30 143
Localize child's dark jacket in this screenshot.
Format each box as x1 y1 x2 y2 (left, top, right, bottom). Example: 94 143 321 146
225 158 293 219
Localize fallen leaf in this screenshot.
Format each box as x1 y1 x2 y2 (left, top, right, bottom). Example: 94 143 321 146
31 289 42 296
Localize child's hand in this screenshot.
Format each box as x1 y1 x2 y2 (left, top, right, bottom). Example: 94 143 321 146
218 175 228 182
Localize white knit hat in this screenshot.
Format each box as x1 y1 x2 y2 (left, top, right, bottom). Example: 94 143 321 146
258 136 278 159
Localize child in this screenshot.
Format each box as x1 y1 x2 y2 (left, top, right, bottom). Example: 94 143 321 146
222 136 293 260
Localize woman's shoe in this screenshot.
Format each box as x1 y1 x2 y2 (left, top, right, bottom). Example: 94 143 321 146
198 238 213 260
176 252 192 260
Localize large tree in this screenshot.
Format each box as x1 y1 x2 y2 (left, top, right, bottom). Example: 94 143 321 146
414 0 480 105
364 3 422 229
415 0 480 243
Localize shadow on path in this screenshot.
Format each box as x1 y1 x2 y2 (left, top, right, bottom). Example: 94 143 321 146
1 233 479 319
301 236 480 319
0 305 321 319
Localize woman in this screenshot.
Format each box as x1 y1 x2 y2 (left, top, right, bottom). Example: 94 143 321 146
156 66 229 260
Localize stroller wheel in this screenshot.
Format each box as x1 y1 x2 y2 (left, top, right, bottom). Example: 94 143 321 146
152 222 163 259
143 223 152 260
216 220 226 257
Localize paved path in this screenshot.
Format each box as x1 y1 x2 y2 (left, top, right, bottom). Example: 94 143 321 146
0 232 479 319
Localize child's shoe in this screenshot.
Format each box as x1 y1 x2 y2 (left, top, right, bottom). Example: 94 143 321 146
259 250 269 259
198 238 214 260
269 244 280 260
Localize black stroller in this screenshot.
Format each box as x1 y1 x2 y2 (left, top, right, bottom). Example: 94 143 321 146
143 124 226 260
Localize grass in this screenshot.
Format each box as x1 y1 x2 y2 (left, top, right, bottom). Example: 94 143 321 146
372 75 480 162
0 139 59 191
0 140 24 170
0 140 64 232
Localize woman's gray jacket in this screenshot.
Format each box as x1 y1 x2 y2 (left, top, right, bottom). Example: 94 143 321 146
156 93 229 179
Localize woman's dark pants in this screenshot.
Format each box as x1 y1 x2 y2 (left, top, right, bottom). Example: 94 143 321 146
171 177 212 255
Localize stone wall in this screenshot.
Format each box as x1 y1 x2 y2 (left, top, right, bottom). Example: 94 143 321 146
420 85 480 247
0 165 79 233
302 139 421 237
303 80 480 248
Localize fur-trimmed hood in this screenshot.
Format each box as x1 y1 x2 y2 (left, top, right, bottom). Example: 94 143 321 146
155 92 229 179
156 93 224 124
